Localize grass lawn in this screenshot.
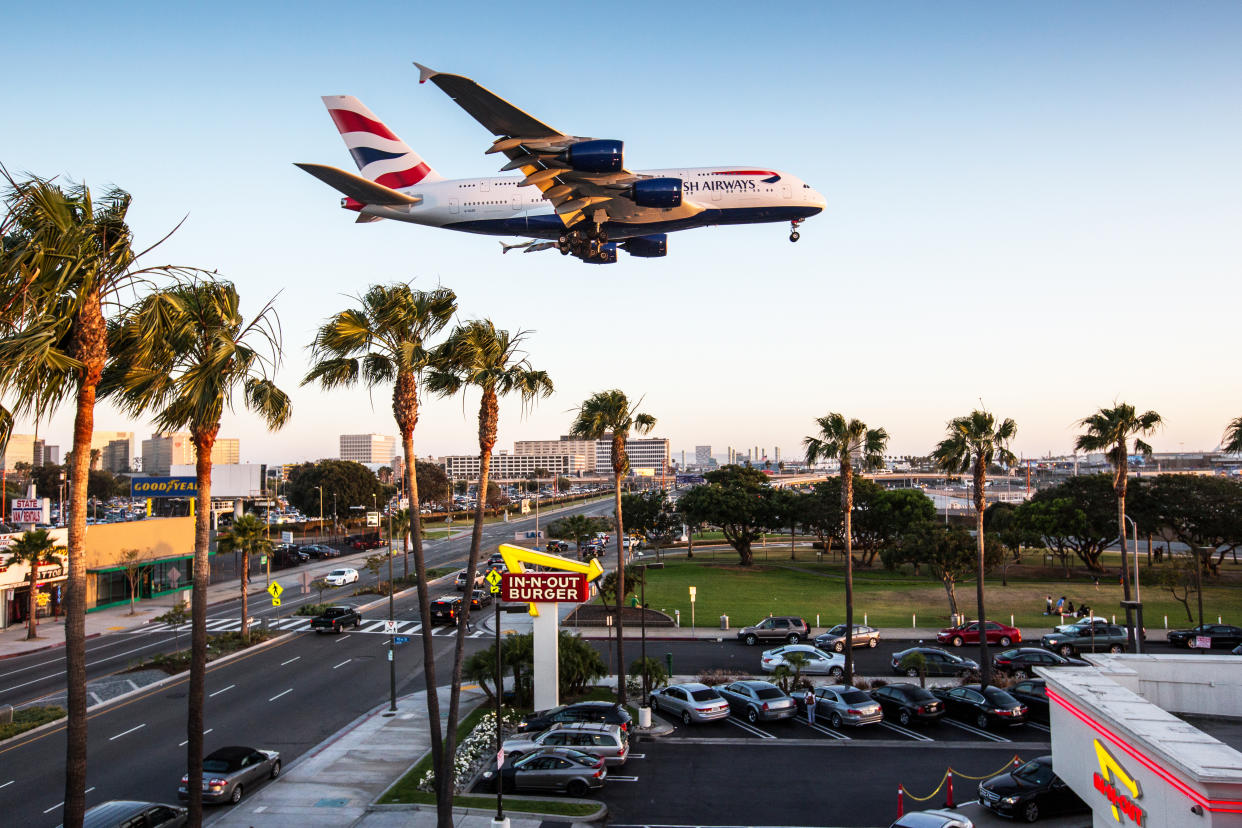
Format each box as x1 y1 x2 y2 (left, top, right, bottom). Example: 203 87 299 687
0 706 65 741
637 554 1242 631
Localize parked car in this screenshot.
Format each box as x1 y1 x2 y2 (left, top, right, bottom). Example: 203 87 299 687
1167 623 1242 650
76 800 187 828
891 646 978 678
992 648 1087 678
323 568 359 587
760 644 845 678
470 589 493 610
482 747 605 796
717 680 797 723
814 623 880 652
978 754 1088 822
736 615 810 646
869 683 945 726
649 682 730 724
805 684 883 729
310 605 362 633
890 809 974 828
501 722 628 765
177 746 281 805
936 620 1021 647
1053 616 1110 635
1039 624 1128 657
1008 679 1050 724
317 545 342 558
931 684 1027 730
517 701 633 734
454 568 484 591
430 596 463 625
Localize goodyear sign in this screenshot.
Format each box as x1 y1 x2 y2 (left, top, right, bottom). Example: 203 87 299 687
131 476 199 498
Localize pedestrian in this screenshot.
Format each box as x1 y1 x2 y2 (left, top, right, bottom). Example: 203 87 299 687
1093 575 1100 591
804 688 816 725
1055 596 1065 615
1065 600 1075 615
1044 595 1053 615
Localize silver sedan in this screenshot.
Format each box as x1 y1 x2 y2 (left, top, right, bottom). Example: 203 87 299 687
808 684 883 728
717 680 797 723
760 644 845 678
649 683 731 725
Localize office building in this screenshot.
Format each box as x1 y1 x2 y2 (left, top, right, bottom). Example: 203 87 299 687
442 453 589 481
0 434 36 471
91 431 134 473
513 437 600 473
339 433 397 465
695 445 712 467
594 436 670 473
141 433 239 476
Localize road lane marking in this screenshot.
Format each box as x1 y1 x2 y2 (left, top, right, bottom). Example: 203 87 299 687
280 656 301 666
332 659 352 670
0 672 64 694
725 717 776 739
879 721 934 742
179 728 213 747
0 780 13 789
942 719 1011 742
269 689 293 701
333 634 352 643
209 684 235 698
109 723 146 741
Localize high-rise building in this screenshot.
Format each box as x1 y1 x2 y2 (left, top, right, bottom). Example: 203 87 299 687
443 453 588 481
91 431 134 473
594 436 670 473
1 434 36 471
141 433 239 476
513 437 600 473
213 438 240 465
695 445 712 467
339 433 397 465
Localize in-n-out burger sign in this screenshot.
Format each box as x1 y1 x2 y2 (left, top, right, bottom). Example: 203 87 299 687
501 572 588 604
1093 739 1146 826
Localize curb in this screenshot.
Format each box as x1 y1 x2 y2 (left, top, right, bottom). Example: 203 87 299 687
0 631 101 661
369 798 608 822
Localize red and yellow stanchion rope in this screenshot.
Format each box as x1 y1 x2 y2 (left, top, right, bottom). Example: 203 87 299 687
897 755 1025 816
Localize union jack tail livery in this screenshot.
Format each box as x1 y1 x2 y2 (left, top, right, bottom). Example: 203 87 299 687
321 95 442 188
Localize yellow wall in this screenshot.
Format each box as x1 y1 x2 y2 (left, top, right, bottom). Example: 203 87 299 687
84 517 196 570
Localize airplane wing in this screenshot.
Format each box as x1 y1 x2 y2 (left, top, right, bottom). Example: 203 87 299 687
415 63 696 229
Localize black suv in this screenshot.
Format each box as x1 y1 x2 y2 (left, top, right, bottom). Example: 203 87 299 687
430 596 463 625
992 647 1085 678
869 683 945 726
516 701 633 734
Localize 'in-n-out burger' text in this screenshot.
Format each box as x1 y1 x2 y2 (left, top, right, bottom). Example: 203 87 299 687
502 572 588 603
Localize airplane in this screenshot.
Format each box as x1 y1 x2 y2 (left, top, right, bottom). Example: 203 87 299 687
296 63 826 264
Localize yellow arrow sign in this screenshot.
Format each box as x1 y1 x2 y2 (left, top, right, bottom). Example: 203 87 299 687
496 543 604 616
268 582 283 599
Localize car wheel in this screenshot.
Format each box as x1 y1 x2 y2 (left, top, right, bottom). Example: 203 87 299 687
830 713 843 729
567 779 588 797
999 636 1012 646
1022 800 1039 823
1059 645 1074 658
830 666 843 680
1109 643 1124 654
898 710 912 726
975 713 989 730
787 633 801 644
868 638 878 648
1014 669 1029 680
833 641 844 653
952 636 964 647
270 759 282 779
747 707 759 723
744 634 757 646
682 710 692 726
230 785 243 804
906 667 919 677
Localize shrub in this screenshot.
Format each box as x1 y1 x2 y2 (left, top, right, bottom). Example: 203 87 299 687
0 705 66 740
296 603 332 616
696 668 752 687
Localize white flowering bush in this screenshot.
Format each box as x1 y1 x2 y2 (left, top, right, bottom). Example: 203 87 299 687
417 708 523 793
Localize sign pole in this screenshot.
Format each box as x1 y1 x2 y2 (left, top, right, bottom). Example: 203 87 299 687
494 584 504 825
387 508 397 714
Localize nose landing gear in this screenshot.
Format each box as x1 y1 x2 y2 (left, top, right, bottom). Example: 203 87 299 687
789 218 804 243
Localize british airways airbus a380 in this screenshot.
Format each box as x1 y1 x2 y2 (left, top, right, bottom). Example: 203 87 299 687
297 63 825 264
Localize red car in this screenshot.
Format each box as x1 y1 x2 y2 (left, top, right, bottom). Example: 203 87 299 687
936 620 1021 648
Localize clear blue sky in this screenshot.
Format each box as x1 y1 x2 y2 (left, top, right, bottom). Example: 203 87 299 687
7 1 1241 464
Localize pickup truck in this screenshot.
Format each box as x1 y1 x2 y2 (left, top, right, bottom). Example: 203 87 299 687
310 605 363 633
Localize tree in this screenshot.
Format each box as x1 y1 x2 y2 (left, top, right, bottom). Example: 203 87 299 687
304 282 456 824
416 462 450 510
216 514 272 642
311 577 329 604
548 514 611 552
1155 551 1200 623
931 409 1016 689
7 529 65 639
0 171 192 827
1148 474 1242 571
620 489 682 559
1075 403 1162 649
391 508 412 580
285 459 386 521
803 413 888 686
119 548 146 616
102 277 290 827
154 603 188 654
901 524 1003 618
1027 475 1119 571
1223 416 1242 454
596 564 645 607
569 390 656 708
676 465 780 566
855 487 935 567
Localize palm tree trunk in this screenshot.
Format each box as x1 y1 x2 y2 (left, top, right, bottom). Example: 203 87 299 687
186 429 217 828
240 548 250 644
26 570 38 640
842 463 854 686
974 459 990 689
613 465 627 707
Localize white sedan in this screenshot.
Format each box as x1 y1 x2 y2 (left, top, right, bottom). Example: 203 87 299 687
760 644 845 679
323 568 359 586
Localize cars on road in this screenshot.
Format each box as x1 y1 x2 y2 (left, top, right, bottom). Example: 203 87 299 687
760 644 845 678
977 754 1088 822
649 682 730 724
931 684 1027 730
1167 623 1242 649
177 746 281 805
936 620 1021 647
323 567 359 586
483 747 606 796
814 623 880 652
736 615 810 646
1052 616 1109 635
806 684 883 728
890 646 978 678
455 568 484 591
517 701 633 734
1008 679 1050 723
992 647 1086 678
546 541 570 553
1039 624 1128 657
78 800 187 827
869 683 945 726
430 595 463 625
717 680 797 723
310 605 362 633
501 722 629 765
890 809 974 828
470 589 493 610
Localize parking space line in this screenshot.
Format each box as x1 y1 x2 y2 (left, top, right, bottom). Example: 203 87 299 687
0 780 13 789
797 719 850 740
942 719 1011 742
879 721 934 742
725 718 776 739
1026 722 1051 733
608 775 640 782
628 753 645 759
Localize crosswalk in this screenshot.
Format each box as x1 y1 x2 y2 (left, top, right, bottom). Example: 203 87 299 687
134 617 488 638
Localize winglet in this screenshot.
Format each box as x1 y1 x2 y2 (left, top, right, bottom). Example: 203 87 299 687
414 62 438 84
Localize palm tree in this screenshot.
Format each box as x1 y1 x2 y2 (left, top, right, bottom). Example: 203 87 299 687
0 171 193 827
931 410 1016 688
101 277 290 827
803 413 888 686
1222 416 1242 454
304 282 455 819
426 320 552 810
1075 403 1162 649
569 390 656 706
391 508 412 581
8 529 66 639
216 514 272 643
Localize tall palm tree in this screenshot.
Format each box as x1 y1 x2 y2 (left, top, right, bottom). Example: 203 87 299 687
102 277 290 827
1222 416 1242 454
931 409 1016 688
569 390 656 706
803 413 888 686
216 514 272 643
304 282 455 819
391 507 412 581
426 320 553 813
0 171 192 827
8 529 66 640
1075 403 1162 649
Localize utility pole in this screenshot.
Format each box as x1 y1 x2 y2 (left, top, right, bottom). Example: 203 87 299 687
386 507 397 713
493 581 505 827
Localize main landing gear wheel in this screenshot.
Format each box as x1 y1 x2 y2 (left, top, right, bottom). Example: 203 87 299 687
789 231 800 242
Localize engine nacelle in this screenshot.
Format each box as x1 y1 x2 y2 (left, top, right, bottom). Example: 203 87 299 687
628 178 682 209
561 139 624 173
622 234 668 258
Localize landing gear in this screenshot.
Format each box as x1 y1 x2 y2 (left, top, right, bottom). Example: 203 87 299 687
557 223 611 260
789 231 800 242
789 218 803 242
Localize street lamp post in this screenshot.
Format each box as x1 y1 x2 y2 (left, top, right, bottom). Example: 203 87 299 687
385 507 397 714
493 580 505 826
640 564 648 706
1124 515 1144 653
314 485 323 540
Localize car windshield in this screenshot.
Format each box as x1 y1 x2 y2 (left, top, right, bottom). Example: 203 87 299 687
905 687 937 701
1013 760 1055 785
943 651 965 663
756 688 785 700
999 649 1019 658
690 689 721 702
565 750 599 767
840 690 871 704
330 570 345 576
984 687 1019 706
828 625 846 635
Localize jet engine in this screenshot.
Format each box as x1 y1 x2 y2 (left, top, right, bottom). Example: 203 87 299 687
622 234 668 258
628 178 682 209
561 139 624 173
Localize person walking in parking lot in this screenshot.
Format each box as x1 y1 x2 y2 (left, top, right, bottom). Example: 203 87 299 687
804 688 816 725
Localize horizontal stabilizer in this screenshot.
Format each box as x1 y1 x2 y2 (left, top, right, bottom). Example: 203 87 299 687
294 163 422 206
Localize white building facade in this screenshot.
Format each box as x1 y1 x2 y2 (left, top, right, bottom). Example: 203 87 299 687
339 433 397 465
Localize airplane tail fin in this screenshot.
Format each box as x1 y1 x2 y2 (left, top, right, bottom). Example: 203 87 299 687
320 95 444 188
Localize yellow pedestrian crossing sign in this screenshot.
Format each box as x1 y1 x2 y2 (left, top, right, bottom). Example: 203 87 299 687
272 597 281 607
268 582 283 599
485 569 502 594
